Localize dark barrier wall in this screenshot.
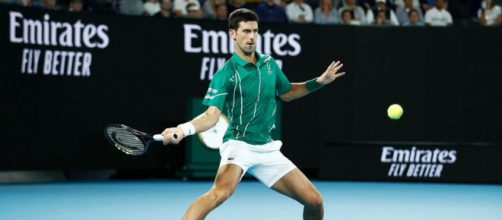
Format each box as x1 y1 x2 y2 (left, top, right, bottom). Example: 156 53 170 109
319 142 502 183
1 6 501 182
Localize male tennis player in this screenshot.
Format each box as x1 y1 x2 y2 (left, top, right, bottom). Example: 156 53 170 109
161 8 346 220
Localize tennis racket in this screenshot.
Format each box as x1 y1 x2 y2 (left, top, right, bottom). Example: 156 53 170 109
104 124 177 156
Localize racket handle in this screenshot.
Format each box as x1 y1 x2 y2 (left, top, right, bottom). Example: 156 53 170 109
153 134 164 141
153 134 178 141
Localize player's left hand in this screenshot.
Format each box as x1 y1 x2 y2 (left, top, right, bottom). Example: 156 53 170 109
317 60 346 85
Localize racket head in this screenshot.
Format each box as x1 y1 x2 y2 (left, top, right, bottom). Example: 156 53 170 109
197 115 229 149
104 124 152 156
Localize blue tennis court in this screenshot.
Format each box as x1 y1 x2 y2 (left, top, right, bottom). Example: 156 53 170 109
1 180 501 220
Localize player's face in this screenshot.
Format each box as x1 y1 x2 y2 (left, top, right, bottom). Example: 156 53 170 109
230 21 258 55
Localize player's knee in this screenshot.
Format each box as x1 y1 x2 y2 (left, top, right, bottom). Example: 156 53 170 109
304 191 323 210
208 187 233 205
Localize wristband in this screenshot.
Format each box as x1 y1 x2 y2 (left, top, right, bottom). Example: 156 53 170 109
179 122 196 136
306 77 324 92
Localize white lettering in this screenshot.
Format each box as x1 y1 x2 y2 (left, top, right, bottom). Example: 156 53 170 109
449 150 457 163
59 23 73 47
21 49 29 73
200 57 211 80
52 50 60 75
40 50 91 77
82 52 92 76
96 25 109 48
73 52 82 76
272 34 288 56
262 30 274 55
388 163 407 177
59 51 67 74
73 21 84 47
50 21 61 46
202 30 228 54
43 50 53 75
9 11 23 43
8 12 109 50
83 25 97 48
66 51 75 75
183 24 302 57
23 19 42 45
381 146 393 162
288 34 301 56
43 14 50 45
184 24 202 53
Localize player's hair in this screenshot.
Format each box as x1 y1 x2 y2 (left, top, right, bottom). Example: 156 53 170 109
228 8 259 30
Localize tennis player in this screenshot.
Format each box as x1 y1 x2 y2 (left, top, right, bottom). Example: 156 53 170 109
161 8 346 220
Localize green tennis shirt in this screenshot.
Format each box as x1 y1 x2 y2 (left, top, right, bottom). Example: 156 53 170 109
203 52 292 145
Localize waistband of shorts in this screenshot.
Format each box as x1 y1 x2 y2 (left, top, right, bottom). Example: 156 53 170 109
223 139 282 153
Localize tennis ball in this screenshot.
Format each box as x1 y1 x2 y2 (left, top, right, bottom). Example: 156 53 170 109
387 104 403 120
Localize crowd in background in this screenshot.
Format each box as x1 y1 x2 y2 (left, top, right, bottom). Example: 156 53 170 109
1 0 501 26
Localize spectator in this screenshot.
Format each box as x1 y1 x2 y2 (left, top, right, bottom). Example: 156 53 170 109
478 0 501 26
154 0 172 17
19 0 32 7
396 0 423 25
420 0 433 12
332 0 344 9
1 0 18 4
358 0 398 11
341 8 361 24
186 2 204 18
173 0 202 17
273 0 287 7
203 0 226 19
227 0 246 14
42 0 59 9
115 0 144 15
314 0 340 24
87 0 113 14
286 0 314 23
367 0 399 25
144 0 161 16
373 9 393 25
69 0 83 11
394 0 419 8
339 0 368 25
255 0 288 23
424 0 452 26
214 2 228 20
358 0 372 12
420 0 448 13
405 8 424 25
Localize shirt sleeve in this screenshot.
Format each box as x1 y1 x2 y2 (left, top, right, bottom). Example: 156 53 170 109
446 12 453 24
202 69 229 111
173 0 182 11
286 4 296 22
273 58 292 96
305 5 314 22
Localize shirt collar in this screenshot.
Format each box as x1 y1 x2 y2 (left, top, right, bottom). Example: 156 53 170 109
231 52 266 67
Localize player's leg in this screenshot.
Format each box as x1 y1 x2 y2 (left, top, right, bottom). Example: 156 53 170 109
182 164 243 220
271 168 324 220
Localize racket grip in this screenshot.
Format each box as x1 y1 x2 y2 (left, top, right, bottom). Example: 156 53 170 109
153 134 164 141
153 134 178 141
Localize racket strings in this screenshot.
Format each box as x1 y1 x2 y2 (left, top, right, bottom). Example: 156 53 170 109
106 127 145 152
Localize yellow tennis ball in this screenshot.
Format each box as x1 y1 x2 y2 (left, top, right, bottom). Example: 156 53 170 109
387 104 403 120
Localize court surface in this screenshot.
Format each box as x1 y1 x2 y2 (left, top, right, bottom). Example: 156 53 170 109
1 180 501 220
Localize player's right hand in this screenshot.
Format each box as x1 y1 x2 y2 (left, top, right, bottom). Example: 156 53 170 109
161 127 184 145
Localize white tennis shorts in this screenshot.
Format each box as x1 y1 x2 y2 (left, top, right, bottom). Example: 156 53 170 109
219 139 297 187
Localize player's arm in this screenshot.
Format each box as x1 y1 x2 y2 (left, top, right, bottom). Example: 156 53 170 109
280 60 346 102
161 106 221 145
